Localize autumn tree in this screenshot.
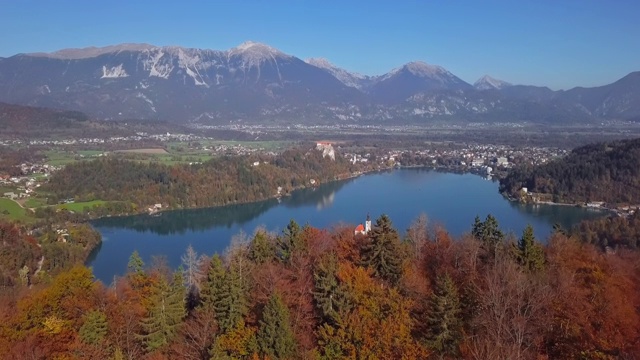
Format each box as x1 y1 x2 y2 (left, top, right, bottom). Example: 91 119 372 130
406 213 430 260
181 245 206 304
361 214 403 284
471 257 550 359
317 263 426 359
210 320 258 359
169 307 218 360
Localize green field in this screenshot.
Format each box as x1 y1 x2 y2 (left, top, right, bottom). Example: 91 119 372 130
58 200 107 212
24 197 48 208
0 186 16 194
0 198 31 222
44 150 83 166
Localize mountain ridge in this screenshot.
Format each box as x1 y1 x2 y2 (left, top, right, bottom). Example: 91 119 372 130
0 42 638 125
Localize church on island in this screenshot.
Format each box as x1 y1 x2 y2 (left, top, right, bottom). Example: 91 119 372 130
354 214 372 235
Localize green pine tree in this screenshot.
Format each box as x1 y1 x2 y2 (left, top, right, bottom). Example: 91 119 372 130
127 250 144 274
79 310 108 345
277 219 304 263
471 215 484 239
199 254 249 333
472 214 505 260
200 254 226 310
313 252 351 325
425 273 463 357
361 214 403 283
139 271 186 352
481 214 504 248
249 229 276 264
516 224 545 271
257 293 297 359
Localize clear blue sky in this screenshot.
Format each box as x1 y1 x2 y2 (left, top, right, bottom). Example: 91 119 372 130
1 0 638 89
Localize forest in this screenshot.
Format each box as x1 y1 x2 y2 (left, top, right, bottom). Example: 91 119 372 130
1 214 639 359
0 221 101 287
43 147 356 215
499 137 640 204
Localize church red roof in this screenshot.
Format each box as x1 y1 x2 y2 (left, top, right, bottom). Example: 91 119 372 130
355 224 365 232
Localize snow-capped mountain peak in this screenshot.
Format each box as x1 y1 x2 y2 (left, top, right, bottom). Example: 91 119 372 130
229 41 287 58
474 75 512 90
227 41 291 71
306 57 368 89
306 57 335 70
403 61 448 77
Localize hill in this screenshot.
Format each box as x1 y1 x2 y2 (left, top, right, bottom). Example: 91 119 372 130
499 138 640 204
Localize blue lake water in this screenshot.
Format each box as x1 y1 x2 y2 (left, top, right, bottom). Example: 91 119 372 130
89 169 605 283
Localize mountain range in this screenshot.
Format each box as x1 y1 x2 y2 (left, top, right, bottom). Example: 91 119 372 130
0 41 638 125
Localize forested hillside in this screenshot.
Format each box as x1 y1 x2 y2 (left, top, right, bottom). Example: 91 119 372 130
500 138 640 204
44 147 355 212
0 221 101 287
1 215 639 359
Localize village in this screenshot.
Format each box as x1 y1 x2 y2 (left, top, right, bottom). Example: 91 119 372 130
1 140 567 205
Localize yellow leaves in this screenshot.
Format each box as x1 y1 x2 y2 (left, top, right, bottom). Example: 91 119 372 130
212 320 257 358
42 315 68 335
319 262 424 359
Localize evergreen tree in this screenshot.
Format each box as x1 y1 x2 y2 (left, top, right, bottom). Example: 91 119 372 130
257 293 297 359
79 310 108 345
472 215 484 239
128 250 144 274
361 214 403 284
425 273 463 357
472 214 505 260
199 254 249 333
139 272 186 351
313 252 351 325
516 224 545 271
277 219 304 263
249 229 276 264
481 214 504 248
215 262 249 333
199 254 226 310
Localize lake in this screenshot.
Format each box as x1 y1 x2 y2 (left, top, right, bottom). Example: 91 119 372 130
89 169 606 283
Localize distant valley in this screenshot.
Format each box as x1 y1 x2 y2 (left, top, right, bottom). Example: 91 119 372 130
0 41 639 125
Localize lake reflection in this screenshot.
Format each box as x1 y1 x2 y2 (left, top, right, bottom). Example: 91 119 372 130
89 169 606 283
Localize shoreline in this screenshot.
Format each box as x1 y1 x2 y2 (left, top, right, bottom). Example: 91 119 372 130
78 166 492 222
502 192 618 215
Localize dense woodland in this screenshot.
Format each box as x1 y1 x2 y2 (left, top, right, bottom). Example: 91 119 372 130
1 214 639 359
500 138 640 204
0 221 101 288
572 211 640 250
44 147 356 213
